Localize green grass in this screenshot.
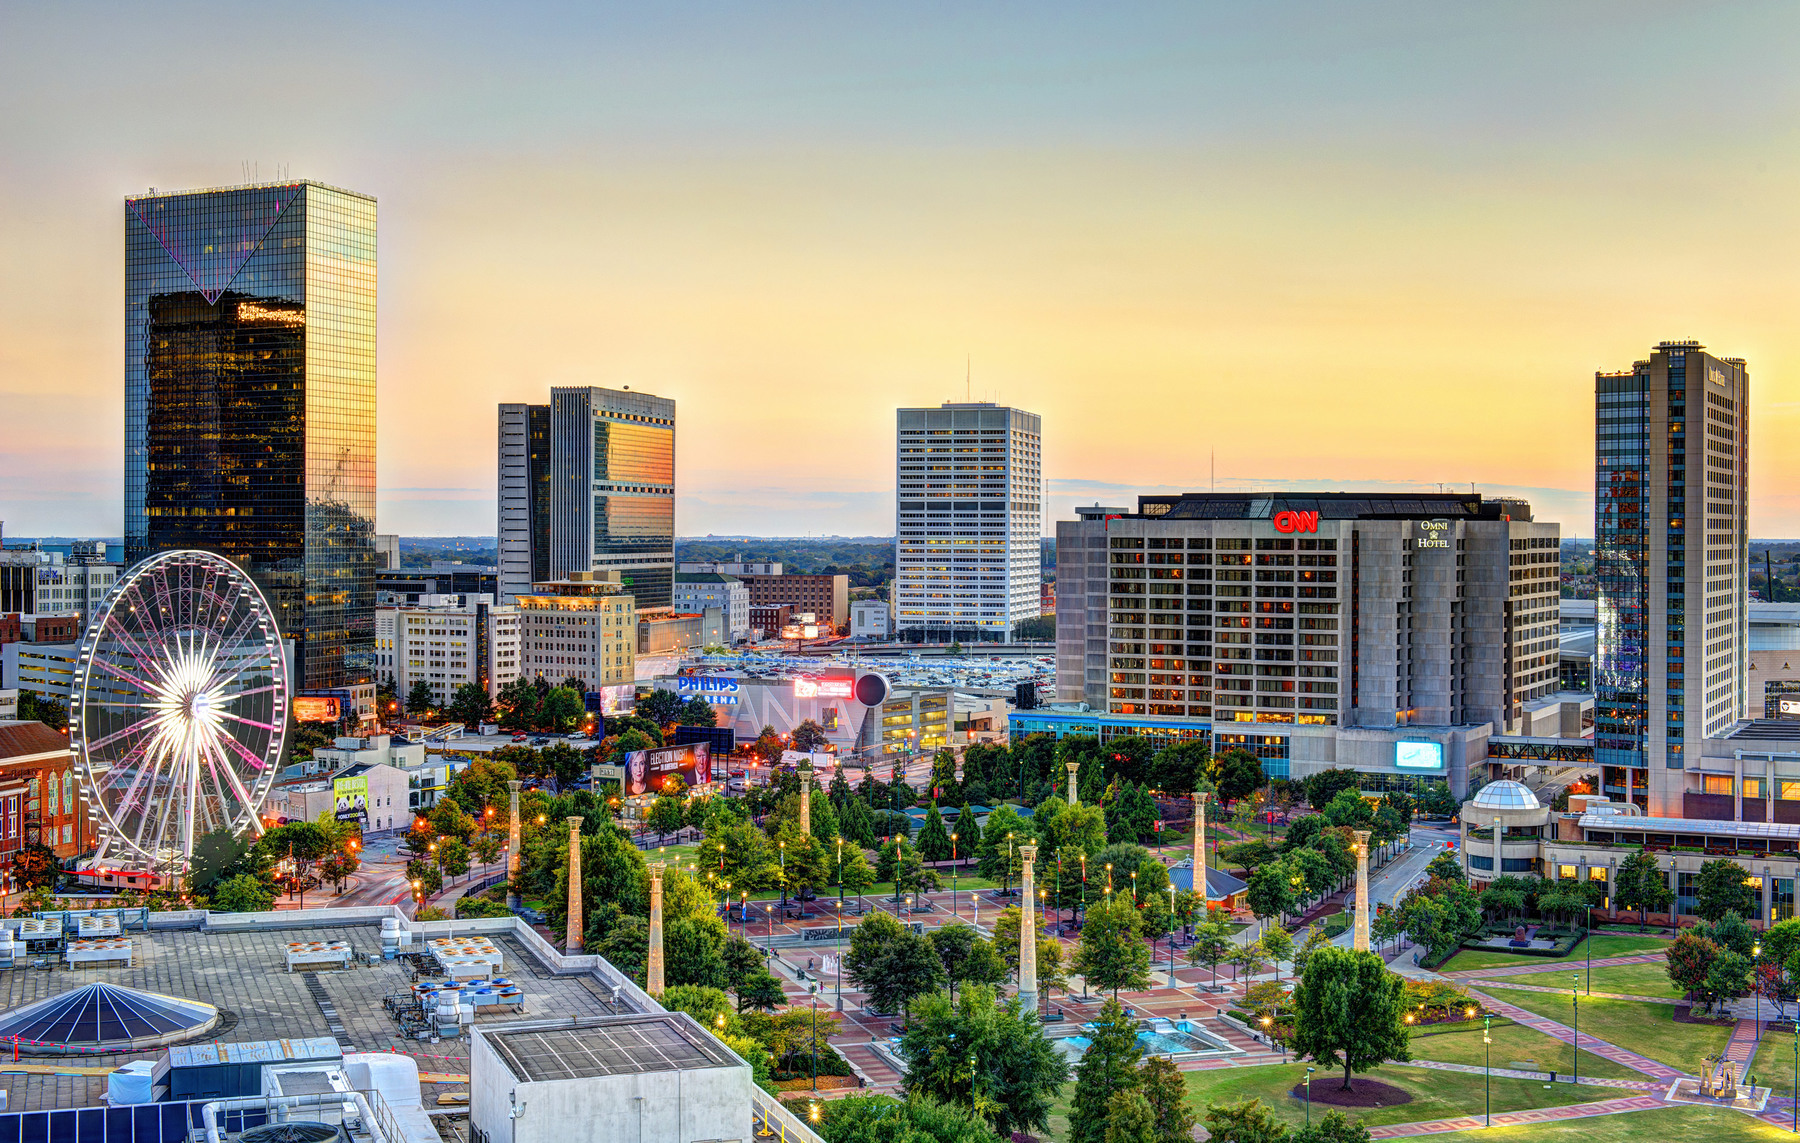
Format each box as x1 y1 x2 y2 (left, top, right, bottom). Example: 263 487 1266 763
1747 1025 1800 1097
1441 934 1671 973
1425 1104 1794 1142
1407 1017 1644 1082
1505 960 1684 999
1171 1061 1639 1131
1477 984 1728 1073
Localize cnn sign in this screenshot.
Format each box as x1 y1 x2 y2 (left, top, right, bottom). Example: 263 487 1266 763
1273 510 1320 534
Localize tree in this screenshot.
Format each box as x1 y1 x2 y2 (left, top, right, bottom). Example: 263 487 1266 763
1201 1099 1289 1143
811 1094 1000 1143
928 924 1008 999
1186 914 1234 990
1304 768 1362 810
976 803 1032 881
918 803 953 862
1696 858 1757 923
1418 781 1460 818
1258 926 1295 983
1424 851 1465 884
1069 997 1142 1143
210 874 275 912
648 794 687 842
448 682 493 729
876 931 948 1021
1613 850 1673 930
792 719 829 752
1073 895 1153 999
256 821 332 904
1322 789 1374 831
665 914 730 990
736 971 787 1013
1704 950 1753 1008
438 838 471 879
1221 839 1280 875
1135 1056 1196 1143
543 686 586 732
900 984 1068 1138
1397 882 1481 963
676 696 718 727
638 688 683 724
405 679 435 718
1211 749 1265 806
17 691 68 732
1247 861 1300 924
1695 911 1757 958
1103 1092 1155 1143
1293 1110 1372 1143
1290 945 1410 1090
188 829 257 894
1665 931 1721 1000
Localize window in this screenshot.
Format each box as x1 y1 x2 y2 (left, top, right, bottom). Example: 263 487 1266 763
1558 864 1578 880
1469 854 1494 871
1677 871 1698 915
1743 778 1764 799
1702 774 1733 796
1781 780 1800 801
1774 879 1795 924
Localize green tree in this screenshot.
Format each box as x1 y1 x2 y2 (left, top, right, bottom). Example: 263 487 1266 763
676 696 718 726
647 794 687 842
1424 851 1465 884
918 802 953 862
638 688 683 723
848 911 945 1019
900 984 1068 1138
447 681 493 729
736 971 787 1014
1665 931 1721 999
209 874 275 912
17 691 69 732
1303 768 1362 810
1614 849 1672 930
1135 1056 1196 1143
405 679 435 718
1258 926 1295 983
976 803 1033 880
438 837 471 879
1290 945 1410 1090
1201 1099 1289 1143
1102 1092 1155 1143
1073 895 1153 998
255 821 332 904
1247 861 1300 924
1211 749 1265 806
665 914 730 990
1186 913 1235 990
928 925 1008 998
1105 782 1161 845
1293 1110 1372 1143
811 1094 1000 1143
1695 858 1757 923
188 829 257 894
543 685 586 732
1068 997 1142 1143
792 719 829 752
1322 789 1374 830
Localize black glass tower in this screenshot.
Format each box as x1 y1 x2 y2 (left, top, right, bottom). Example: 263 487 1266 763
124 181 378 696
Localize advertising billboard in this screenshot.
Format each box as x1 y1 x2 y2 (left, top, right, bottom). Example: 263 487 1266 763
1395 740 1445 770
1780 697 1800 719
332 775 369 826
623 743 711 797
793 673 854 699
293 696 341 723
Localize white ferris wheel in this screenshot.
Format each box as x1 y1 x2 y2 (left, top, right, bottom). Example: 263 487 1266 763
69 550 288 872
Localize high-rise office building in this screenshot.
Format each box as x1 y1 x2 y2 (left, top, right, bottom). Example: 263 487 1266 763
497 402 551 602
1594 341 1749 816
894 402 1042 641
547 387 676 609
124 181 378 697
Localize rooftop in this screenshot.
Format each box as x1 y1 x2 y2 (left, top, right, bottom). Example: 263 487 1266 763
481 1013 737 1082
1128 492 1533 523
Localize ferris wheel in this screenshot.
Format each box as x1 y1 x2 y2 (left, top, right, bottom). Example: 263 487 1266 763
70 550 288 872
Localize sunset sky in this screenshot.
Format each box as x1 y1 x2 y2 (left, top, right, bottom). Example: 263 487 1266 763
2 2 1797 538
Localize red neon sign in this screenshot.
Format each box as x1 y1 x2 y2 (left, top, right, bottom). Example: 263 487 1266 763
1273 510 1319 534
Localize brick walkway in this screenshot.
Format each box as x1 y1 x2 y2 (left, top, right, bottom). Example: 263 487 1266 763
1725 1017 1762 1065
1443 952 1665 980
1367 1095 1666 1138
1465 987 1689 1080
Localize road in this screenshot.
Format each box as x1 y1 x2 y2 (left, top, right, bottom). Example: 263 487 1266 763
1325 821 1459 950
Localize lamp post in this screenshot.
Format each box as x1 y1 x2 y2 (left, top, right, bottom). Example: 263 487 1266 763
766 903 775 961
836 837 845 913
1005 832 1016 898
1586 903 1593 994
779 840 788 911
1571 973 1580 1086
1304 1067 1315 1127
1755 941 1763 1031
1131 869 1138 908
809 983 820 1091
834 899 844 1011
1483 1013 1493 1126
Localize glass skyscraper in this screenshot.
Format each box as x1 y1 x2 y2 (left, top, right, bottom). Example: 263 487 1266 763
1594 341 1748 817
546 386 676 609
124 181 378 698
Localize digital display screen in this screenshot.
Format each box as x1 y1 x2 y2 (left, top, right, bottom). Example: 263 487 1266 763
1395 740 1445 770
623 743 711 796
293 696 340 722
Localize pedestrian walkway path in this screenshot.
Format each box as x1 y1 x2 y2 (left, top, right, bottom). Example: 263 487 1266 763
1465 987 1689 1080
1443 952 1664 980
1367 1094 1666 1138
1469 979 1681 1006
1401 1057 1666 1092
1725 1017 1762 1065
834 1040 903 1092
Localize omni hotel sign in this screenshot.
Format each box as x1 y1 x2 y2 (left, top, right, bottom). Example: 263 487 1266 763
1417 520 1451 549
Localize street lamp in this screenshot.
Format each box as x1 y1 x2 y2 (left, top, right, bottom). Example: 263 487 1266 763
950 831 959 920
1483 1013 1493 1126
834 899 844 1011
1131 869 1138 907
1005 832 1016 898
1755 941 1763 1031
1571 973 1580 1085
1304 1067 1315 1128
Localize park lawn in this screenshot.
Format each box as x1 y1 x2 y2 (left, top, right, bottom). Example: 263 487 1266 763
1477 984 1728 1074
1425 1104 1793 1142
1440 934 1671 974
1407 1017 1644 1082
1170 1061 1640 1131
1502 960 1684 999
1747 1028 1800 1098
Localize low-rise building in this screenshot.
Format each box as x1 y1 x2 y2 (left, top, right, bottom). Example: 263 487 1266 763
678 559 782 576
1 640 78 700
850 599 889 639
270 760 413 835
735 573 849 629
516 574 637 697
376 595 521 708
673 573 750 642
747 604 792 640
638 608 725 656
0 549 117 631
0 718 90 859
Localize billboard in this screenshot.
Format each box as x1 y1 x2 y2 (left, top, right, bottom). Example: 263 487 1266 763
1779 697 1800 719
793 672 854 699
623 743 711 797
1395 740 1445 770
293 696 341 723
332 775 369 827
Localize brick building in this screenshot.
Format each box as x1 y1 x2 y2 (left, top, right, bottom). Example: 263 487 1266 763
0 719 90 860
738 574 848 629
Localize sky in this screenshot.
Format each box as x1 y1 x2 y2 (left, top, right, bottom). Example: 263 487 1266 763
2 2 1797 539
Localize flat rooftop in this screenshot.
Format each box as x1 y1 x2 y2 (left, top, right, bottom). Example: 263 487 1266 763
483 1013 737 1082
0 924 630 1113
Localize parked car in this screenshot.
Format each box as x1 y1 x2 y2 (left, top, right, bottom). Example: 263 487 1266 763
511 733 528 743
531 737 550 746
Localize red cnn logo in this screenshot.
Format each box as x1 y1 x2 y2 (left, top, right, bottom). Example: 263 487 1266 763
1273 510 1319 534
